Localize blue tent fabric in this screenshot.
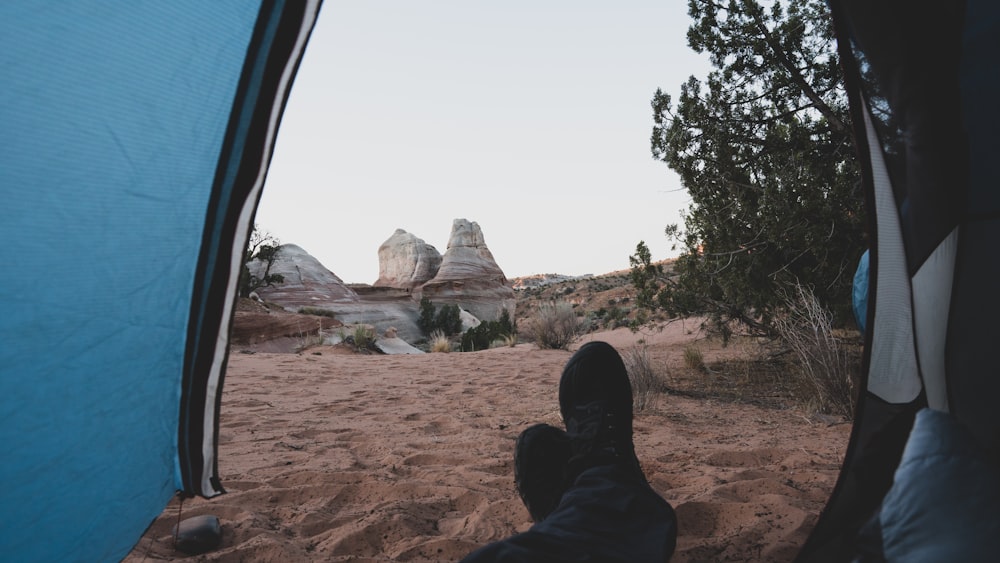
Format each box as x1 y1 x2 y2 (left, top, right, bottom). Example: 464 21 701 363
0 1 320 561
879 409 1000 561
852 250 869 335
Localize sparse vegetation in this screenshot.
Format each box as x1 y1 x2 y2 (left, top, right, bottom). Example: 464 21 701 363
530 301 585 350
508 269 860 416
512 270 640 332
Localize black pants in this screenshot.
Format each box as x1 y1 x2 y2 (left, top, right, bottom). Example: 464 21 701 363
462 463 677 562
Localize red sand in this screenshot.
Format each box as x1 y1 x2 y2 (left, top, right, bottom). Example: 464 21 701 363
127 325 849 562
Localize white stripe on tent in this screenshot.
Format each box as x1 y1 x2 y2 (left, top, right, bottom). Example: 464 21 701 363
863 98 922 404
199 0 322 497
911 229 956 412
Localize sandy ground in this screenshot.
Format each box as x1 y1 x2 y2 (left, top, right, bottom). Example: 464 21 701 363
126 324 850 562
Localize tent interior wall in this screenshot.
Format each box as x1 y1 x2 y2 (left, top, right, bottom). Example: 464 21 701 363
799 0 1000 560
1 0 997 561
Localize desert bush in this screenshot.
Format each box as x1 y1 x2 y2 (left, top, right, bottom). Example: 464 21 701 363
436 303 462 335
623 346 665 412
298 306 336 318
429 330 452 353
775 283 858 418
418 298 436 331
461 309 516 352
418 298 463 336
530 301 584 350
683 345 705 371
344 325 378 353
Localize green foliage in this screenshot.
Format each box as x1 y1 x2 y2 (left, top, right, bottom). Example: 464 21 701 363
239 224 285 298
298 307 336 318
649 0 864 335
345 325 378 352
629 241 665 311
417 298 463 336
418 297 436 332
461 309 516 352
437 304 462 336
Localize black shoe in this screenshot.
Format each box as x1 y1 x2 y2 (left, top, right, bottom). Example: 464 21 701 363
558 341 646 482
514 423 572 522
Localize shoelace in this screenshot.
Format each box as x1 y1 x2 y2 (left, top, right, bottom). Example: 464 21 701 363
568 401 621 457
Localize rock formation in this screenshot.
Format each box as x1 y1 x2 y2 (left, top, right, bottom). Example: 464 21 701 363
418 219 515 321
249 244 359 310
241 221 515 346
373 229 442 289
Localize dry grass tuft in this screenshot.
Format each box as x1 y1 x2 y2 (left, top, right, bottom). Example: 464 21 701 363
622 345 666 412
683 345 705 371
294 320 326 353
344 325 378 353
297 307 336 318
429 330 452 353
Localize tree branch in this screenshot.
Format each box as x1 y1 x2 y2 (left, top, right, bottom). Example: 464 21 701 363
743 0 848 134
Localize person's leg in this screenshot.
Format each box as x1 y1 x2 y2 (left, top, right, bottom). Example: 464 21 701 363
462 342 677 562
515 423 573 523
462 450 676 562
559 341 647 484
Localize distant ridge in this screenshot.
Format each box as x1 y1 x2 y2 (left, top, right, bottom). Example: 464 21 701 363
510 259 674 290
510 273 593 290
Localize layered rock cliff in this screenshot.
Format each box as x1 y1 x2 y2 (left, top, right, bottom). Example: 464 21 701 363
249 244 359 310
417 219 515 321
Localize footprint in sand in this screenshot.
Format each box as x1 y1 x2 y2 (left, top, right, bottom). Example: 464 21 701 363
705 447 784 468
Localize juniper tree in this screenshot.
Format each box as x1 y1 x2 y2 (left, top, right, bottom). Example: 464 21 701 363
649 0 865 334
239 225 284 298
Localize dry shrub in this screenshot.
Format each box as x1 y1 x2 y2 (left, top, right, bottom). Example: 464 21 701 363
294 320 326 352
683 345 705 371
429 330 451 353
622 346 665 412
775 283 859 418
530 301 585 350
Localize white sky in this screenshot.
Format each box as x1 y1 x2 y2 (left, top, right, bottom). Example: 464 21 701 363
258 1 712 284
